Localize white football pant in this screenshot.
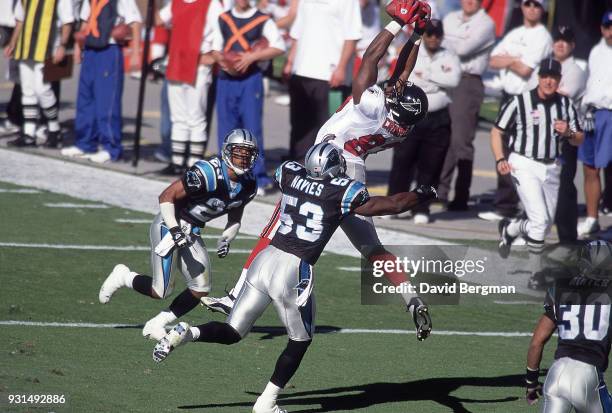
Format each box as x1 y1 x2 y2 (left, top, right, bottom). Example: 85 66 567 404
168 65 212 166
149 214 211 298
228 245 315 341
509 153 560 243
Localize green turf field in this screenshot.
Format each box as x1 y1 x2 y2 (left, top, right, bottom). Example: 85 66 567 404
0 180 603 413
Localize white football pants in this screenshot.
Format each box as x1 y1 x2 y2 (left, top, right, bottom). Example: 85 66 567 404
168 65 212 166
509 152 561 243
228 245 315 341
19 61 59 136
149 214 211 298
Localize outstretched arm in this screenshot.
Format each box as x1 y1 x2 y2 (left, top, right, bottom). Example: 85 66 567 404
353 185 436 216
353 0 425 104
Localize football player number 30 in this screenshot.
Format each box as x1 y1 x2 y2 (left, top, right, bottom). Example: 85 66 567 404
558 303 611 340
278 194 324 242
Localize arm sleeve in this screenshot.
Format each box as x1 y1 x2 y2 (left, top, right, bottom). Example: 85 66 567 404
566 97 582 132
288 0 303 39
14 0 24 21
182 161 217 194
341 181 370 215
355 86 385 120
494 97 518 132
57 0 75 24
342 0 362 40
520 31 552 69
443 14 495 58
159 3 172 25
119 0 142 24
262 18 286 51
211 15 224 52
80 0 91 21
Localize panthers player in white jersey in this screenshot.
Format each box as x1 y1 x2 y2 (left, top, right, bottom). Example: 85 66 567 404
525 240 612 412
203 0 434 339
98 129 258 341
152 143 437 413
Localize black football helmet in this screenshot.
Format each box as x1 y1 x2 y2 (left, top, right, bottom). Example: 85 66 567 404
385 81 428 130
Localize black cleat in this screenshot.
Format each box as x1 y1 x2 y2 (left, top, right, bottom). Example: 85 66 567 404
7 134 36 147
498 218 516 259
44 131 63 148
408 297 432 341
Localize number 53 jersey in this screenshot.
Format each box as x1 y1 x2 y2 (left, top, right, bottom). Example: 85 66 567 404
270 161 370 265
545 277 612 371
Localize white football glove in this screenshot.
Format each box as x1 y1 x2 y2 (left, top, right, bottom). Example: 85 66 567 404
217 239 230 258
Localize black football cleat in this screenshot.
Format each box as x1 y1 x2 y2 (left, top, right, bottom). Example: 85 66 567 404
498 218 516 259
44 131 63 148
7 134 36 147
408 297 432 341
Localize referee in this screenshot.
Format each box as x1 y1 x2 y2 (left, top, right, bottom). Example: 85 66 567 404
491 58 584 258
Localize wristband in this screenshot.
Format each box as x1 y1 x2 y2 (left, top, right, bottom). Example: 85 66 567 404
495 157 506 165
160 202 179 229
384 21 403 36
525 367 539 384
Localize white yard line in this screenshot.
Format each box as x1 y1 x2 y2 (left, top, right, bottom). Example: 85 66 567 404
0 320 533 337
0 188 41 193
114 218 152 223
338 267 362 272
45 203 109 208
0 242 251 253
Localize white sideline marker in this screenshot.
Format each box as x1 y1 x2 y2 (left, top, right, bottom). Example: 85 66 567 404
0 241 252 254
0 320 534 337
45 203 109 209
0 188 41 193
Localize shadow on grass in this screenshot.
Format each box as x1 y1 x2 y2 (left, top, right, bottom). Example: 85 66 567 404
178 373 526 412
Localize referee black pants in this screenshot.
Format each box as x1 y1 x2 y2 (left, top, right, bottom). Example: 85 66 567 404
555 140 578 244
288 75 330 162
388 108 451 215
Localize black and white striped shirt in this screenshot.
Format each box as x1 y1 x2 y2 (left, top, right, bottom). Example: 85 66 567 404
495 88 581 161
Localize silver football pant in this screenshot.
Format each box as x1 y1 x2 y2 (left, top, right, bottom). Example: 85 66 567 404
227 245 315 341
543 357 610 413
341 160 382 257
149 213 211 298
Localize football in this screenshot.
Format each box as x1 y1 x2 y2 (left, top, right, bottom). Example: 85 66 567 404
222 38 269 73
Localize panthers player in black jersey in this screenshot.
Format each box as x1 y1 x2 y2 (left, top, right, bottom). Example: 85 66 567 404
98 129 258 341
526 240 612 412
151 142 437 413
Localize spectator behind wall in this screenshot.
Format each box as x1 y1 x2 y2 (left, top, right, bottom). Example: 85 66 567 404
577 11 612 237
480 0 552 222
211 0 285 195
284 0 362 162
438 0 496 211
387 19 461 225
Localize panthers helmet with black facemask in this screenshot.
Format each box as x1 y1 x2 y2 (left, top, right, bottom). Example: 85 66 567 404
304 143 346 180
222 129 259 175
